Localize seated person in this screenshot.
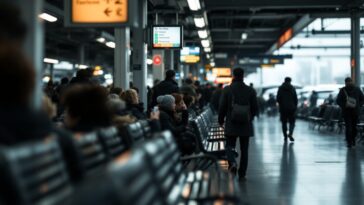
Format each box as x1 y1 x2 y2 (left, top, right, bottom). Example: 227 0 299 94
171 93 188 126
120 89 146 120
62 85 112 133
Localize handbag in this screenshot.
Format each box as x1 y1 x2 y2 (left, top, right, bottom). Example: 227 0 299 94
230 85 250 123
343 89 356 108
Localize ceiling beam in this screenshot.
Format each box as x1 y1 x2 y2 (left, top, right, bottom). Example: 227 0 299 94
210 14 298 20
211 28 280 32
214 44 266 48
213 38 276 42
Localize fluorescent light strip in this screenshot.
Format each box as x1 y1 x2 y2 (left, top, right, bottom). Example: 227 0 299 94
106 41 116 48
96 37 106 43
204 47 211 52
241 33 248 40
201 40 210 48
43 58 59 64
194 17 205 28
198 30 208 39
187 0 201 11
39 13 57 22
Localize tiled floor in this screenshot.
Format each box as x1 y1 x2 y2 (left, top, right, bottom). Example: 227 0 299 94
238 116 364 205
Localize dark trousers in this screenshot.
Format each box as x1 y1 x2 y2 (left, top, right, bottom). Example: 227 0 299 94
344 113 358 146
280 112 296 137
226 136 250 177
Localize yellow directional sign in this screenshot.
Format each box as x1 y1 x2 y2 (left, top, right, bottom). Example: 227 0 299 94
72 0 128 23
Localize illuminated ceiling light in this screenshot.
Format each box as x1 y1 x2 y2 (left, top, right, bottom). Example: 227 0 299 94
43 58 59 64
241 33 248 40
39 13 57 22
198 30 208 39
210 62 215 67
77 64 88 69
194 17 205 28
201 40 210 48
147 59 153 65
187 0 201 11
96 37 106 43
106 41 116 48
206 54 211 59
204 47 211 52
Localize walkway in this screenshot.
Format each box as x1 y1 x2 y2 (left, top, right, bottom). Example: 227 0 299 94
240 117 364 205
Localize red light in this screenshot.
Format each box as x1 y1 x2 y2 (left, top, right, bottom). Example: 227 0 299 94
153 55 162 65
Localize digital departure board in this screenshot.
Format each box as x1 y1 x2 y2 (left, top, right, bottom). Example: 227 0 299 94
180 47 200 63
152 25 183 49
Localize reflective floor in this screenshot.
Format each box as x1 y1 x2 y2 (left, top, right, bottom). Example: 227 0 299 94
239 116 364 205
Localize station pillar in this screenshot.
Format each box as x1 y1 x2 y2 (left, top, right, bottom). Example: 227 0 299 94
11 0 45 109
132 0 148 109
114 28 130 90
350 10 361 86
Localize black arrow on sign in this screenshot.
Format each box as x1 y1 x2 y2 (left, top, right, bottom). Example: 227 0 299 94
104 8 112 16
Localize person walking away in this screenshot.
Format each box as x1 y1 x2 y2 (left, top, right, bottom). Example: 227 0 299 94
336 77 364 148
277 77 298 142
150 70 179 108
309 91 318 108
218 68 258 181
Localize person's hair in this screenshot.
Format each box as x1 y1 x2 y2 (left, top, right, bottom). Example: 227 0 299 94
61 77 69 85
194 80 200 87
233 68 244 79
0 44 35 106
185 78 193 85
120 89 138 105
172 93 183 105
110 87 123 96
284 77 292 83
218 83 223 88
183 95 194 107
0 2 27 44
345 77 352 83
165 70 175 79
62 85 112 128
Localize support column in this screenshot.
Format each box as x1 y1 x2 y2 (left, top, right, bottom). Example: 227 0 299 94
152 50 165 81
132 0 147 109
351 10 361 86
79 44 85 65
14 0 44 109
164 50 174 71
114 28 130 90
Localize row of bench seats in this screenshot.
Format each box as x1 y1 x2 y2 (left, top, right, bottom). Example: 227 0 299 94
0 116 241 204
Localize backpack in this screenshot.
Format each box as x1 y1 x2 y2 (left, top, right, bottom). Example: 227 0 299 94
230 85 250 124
343 89 357 108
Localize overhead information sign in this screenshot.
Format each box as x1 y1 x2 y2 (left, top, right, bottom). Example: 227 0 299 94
212 68 232 77
65 0 138 27
152 26 183 49
72 0 127 23
180 47 200 63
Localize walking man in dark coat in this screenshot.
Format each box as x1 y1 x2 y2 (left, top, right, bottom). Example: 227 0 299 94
277 77 298 142
336 77 364 148
150 70 179 108
218 68 258 180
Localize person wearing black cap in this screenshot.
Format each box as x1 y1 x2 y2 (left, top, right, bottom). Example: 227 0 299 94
150 70 179 109
277 77 298 142
218 68 258 181
336 77 364 148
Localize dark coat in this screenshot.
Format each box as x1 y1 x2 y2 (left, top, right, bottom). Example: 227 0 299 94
0 107 52 145
151 79 179 107
277 82 298 114
210 88 223 111
218 80 258 137
125 103 146 120
336 84 364 116
159 108 186 138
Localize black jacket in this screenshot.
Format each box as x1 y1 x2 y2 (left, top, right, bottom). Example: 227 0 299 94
151 79 179 107
210 88 223 111
277 82 298 113
159 108 186 138
0 107 52 145
218 80 258 137
336 84 364 115
125 103 146 120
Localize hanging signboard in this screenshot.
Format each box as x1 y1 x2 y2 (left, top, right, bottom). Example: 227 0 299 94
65 0 138 27
151 25 183 49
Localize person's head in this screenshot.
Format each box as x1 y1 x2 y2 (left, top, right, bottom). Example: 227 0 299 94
284 77 292 84
185 78 193 85
110 87 123 96
345 77 353 86
157 95 176 111
61 77 69 85
183 94 195 108
194 80 200 87
154 79 160 86
233 68 244 80
0 2 27 46
217 83 223 89
107 94 126 114
62 85 112 130
172 93 187 111
249 83 253 87
165 70 176 80
120 89 139 105
0 44 34 107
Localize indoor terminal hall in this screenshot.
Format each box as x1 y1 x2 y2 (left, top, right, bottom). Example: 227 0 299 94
1 0 364 205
